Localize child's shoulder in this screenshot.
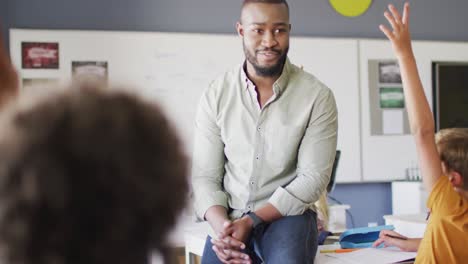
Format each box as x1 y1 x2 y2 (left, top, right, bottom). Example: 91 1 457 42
428 176 468 215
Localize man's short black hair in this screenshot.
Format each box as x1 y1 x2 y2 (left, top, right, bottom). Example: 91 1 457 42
242 0 289 12
241 0 290 23
0 84 188 264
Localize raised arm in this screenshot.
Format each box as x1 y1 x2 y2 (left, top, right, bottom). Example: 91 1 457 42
379 3 442 191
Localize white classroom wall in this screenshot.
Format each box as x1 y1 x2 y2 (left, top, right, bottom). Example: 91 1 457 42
10 29 468 183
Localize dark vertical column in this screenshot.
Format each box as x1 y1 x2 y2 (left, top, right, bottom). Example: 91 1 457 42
1 0 9 52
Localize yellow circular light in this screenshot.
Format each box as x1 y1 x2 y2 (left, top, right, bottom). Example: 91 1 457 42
329 0 373 17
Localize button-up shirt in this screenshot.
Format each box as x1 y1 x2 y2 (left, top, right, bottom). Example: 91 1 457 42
192 58 338 220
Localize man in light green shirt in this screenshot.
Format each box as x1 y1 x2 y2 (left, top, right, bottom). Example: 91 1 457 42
192 0 337 263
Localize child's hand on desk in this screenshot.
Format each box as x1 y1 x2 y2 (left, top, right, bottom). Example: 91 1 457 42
373 230 420 252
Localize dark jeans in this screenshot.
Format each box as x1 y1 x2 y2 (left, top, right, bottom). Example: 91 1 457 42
201 210 318 264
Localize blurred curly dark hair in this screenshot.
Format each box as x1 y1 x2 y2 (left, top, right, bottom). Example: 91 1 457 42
0 84 188 264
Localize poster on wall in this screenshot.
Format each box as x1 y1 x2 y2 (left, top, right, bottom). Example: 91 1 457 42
21 42 59 69
379 87 405 109
378 61 401 84
368 60 409 136
72 61 108 83
22 78 59 96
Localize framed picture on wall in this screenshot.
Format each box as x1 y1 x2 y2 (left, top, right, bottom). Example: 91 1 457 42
72 61 108 83
22 78 58 89
378 61 401 84
379 87 405 109
22 78 60 96
368 59 410 136
21 42 59 69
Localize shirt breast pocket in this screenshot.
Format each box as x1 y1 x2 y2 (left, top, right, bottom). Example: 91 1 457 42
266 125 304 170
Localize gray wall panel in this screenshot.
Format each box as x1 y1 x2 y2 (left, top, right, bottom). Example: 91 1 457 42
5 0 468 41
1 0 9 49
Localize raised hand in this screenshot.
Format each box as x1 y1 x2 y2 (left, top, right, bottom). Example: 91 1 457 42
379 2 413 60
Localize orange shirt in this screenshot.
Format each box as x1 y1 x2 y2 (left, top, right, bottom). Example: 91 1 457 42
416 176 468 263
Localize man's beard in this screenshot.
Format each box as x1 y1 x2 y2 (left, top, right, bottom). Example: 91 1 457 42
243 42 288 77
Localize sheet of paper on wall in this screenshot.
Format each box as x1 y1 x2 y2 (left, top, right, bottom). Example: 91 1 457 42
383 110 404 135
322 247 417 264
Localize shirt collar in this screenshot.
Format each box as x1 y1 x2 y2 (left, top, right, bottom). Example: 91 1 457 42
242 61 254 90
241 58 292 95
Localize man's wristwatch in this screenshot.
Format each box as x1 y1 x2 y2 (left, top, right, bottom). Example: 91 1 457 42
246 211 264 228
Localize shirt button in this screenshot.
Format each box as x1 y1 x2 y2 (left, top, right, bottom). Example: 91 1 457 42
256 156 259 160
250 181 255 185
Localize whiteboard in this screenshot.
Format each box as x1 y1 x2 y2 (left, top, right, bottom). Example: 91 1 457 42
10 29 361 183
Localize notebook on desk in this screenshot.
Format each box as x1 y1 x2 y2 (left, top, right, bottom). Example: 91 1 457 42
339 225 395 248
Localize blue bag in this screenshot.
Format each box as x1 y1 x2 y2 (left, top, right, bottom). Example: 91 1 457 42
339 225 395 249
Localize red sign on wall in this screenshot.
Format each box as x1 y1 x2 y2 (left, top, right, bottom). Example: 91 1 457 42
22 42 59 69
